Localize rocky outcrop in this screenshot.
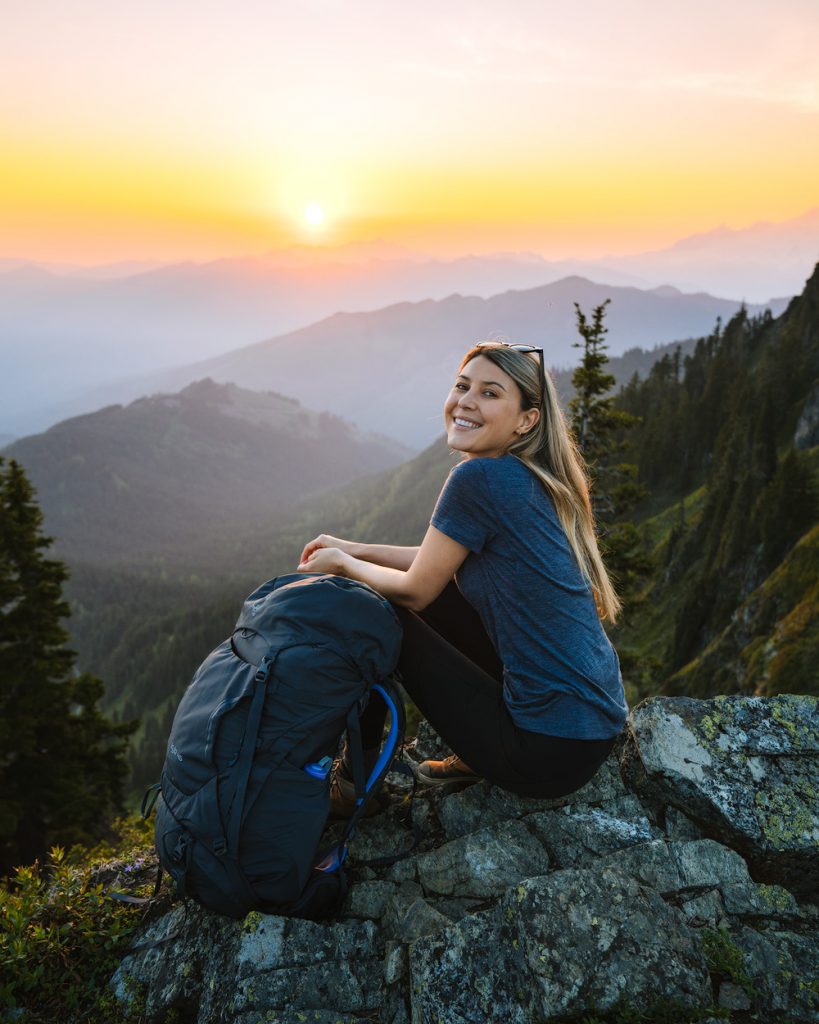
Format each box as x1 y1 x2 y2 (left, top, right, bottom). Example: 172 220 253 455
795 379 819 449
109 695 819 1023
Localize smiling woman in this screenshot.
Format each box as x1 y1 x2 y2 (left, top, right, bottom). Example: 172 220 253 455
296 338 628 814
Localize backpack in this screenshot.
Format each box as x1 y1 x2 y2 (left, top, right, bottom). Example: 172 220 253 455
152 571 405 921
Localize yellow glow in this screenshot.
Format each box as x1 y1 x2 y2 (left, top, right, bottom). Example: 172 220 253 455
304 203 325 227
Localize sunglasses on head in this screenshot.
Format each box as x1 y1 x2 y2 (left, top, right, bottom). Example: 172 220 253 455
475 340 546 405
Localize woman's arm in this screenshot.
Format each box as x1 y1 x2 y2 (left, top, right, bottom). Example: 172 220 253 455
296 525 468 611
298 534 419 571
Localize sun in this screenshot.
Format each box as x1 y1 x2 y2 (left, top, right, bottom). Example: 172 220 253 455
304 202 325 227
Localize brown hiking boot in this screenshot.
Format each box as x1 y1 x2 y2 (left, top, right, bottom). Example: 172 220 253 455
328 768 389 819
413 754 479 787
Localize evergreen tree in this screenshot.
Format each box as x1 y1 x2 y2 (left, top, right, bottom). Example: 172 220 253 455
569 301 652 609
0 457 136 871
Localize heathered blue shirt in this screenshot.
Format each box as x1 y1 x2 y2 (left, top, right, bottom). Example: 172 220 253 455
430 454 627 740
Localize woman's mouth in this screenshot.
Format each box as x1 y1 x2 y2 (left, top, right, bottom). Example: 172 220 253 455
453 417 481 430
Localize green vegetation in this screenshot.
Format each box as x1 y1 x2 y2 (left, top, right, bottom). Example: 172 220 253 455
701 926 757 999
0 458 136 870
611 266 819 696
569 298 652 611
0 818 156 1023
566 995 729 1023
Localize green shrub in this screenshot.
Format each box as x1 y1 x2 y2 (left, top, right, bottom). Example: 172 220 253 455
0 818 156 1023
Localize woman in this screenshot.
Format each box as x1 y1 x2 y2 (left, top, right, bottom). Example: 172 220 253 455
296 340 627 807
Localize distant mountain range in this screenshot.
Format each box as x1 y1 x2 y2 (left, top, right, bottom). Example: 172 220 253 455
3 207 815 436
4 379 412 563
74 276 788 449
599 207 819 301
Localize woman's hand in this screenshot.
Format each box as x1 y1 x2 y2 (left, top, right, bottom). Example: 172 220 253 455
298 533 357 566
296 543 350 577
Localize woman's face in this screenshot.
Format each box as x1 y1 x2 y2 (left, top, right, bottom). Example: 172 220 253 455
444 354 539 459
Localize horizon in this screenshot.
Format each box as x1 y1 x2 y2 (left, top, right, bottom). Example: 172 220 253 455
3 1 818 265
4 205 819 275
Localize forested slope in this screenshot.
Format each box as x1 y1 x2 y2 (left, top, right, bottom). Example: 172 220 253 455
612 262 819 695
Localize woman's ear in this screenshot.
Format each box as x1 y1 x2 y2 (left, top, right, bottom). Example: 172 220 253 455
516 407 540 435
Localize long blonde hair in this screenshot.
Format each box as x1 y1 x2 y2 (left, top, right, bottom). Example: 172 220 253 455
459 342 621 622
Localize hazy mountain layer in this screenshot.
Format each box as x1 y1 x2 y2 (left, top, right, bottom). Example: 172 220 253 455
81 277 787 449
1 254 790 438
5 379 412 563
0 253 633 436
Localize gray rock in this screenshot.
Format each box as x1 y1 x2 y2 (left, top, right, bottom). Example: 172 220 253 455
596 838 752 896
795 379 819 449
729 924 819 1021
341 880 396 920
384 896 453 943
408 866 712 1023
230 917 383 1018
435 752 632 841
112 909 385 1023
621 694 819 896
526 803 659 867
234 1014 361 1024
718 980 752 1010
415 819 549 898
721 880 803 920
665 805 708 840
347 807 417 864
680 889 726 926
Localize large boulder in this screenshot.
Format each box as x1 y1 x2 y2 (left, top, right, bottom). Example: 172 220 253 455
621 694 819 896
109 695 819 1024
409 866 713 1023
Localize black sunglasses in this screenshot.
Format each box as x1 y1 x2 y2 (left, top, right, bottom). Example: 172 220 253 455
475 340 546 405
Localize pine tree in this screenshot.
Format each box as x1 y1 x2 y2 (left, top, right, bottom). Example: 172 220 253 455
569 301 651 608
0 457 136 871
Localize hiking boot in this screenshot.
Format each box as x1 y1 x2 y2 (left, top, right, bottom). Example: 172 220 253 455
328 767 388 819
413 754 479 787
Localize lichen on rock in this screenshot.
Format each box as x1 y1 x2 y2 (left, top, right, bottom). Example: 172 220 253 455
109 694 819 1024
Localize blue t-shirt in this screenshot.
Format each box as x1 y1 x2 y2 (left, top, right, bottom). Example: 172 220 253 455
430 454 627 740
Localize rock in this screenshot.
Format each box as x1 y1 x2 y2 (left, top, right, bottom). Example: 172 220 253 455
383 896 452 943
230 917 383 1018
718 980 752 1010
112 910 385 1023
665 805 707 840
108 697 819 1023
727 924 819 1022
414 819 549 898
436 750 632 841
621 694 819 896
721 880 803 921
526 802 660 868
795 379 819 449
341 880 396 920
408 866 712 1023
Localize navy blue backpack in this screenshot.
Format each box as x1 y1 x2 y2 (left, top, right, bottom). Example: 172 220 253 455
151 572 405 920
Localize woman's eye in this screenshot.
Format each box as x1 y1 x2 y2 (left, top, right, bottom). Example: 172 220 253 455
454 383 468 391
483 390 498 398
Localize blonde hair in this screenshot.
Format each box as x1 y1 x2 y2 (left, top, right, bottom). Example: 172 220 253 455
460 342 621 622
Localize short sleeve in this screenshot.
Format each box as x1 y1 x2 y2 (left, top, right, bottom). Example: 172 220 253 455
430 459 497 553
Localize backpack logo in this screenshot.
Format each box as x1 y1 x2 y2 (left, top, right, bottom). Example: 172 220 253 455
169 743 183 762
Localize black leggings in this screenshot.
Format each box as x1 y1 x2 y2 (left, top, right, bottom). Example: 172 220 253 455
361 582 619 800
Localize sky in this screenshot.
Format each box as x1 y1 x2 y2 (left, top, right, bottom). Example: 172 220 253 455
2 0 819 264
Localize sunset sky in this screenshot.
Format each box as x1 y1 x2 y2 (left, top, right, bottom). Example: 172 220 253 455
3 0 818 264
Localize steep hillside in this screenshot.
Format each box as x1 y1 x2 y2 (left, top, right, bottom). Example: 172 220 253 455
6 379 411 563
612 263 819 695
